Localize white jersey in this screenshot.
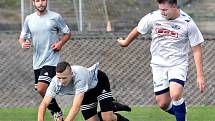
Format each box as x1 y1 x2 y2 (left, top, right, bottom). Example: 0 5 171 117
137 9 204 66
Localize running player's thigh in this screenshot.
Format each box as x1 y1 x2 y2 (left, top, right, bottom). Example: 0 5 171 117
155 92 171 108
37 82 49 89
168 65 187 99
37 82 49 95
151 66 169 93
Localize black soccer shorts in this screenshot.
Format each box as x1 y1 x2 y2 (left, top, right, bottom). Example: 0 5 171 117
34 66 56 85
81 70 114 120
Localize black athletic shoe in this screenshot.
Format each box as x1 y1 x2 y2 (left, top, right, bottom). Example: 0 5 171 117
115 113 130 121
113 100 131 112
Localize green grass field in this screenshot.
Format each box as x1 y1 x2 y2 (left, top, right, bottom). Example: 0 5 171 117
0 106 215 121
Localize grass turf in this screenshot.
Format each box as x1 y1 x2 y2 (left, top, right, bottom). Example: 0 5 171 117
0 106 215 121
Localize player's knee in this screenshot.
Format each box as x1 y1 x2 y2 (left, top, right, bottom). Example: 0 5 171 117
36 86 46 96
170 93 182 101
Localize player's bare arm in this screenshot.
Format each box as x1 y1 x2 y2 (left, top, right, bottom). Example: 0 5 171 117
192 44 205 92
65 93 84 121
117 26 140 47
38 96 52 121
51 33 71 51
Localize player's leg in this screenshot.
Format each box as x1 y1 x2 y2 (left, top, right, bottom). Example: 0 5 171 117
97 99 131 114
152 65 174 115
169 80 186 121
112 99 131 112
155 89 174 115
97 100 131 120
80 86 99 121
168 65 188 121
97 70 129 121
34 69 40 90
35 66 63 120
86 116 100 121
98 111 129 121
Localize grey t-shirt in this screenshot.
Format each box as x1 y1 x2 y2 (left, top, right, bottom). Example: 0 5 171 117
45 63 99 98
20 10 70 69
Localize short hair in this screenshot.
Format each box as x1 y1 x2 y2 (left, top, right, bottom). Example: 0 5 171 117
56 61 71 73
156 0 177 5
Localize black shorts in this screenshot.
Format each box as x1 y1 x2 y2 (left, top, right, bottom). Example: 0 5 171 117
81 70 114 120
34 66 56 85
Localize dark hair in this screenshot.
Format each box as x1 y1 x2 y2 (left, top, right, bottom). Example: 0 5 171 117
156 0 177 5
56 61 71 73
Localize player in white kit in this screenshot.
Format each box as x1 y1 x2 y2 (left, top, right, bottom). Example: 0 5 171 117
117 0 205 121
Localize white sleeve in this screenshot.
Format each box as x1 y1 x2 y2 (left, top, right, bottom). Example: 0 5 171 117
137 13 153 35
74 79 88 95
20 16 31 39
45 78 58 98
56 14 70 34
188 20 204 47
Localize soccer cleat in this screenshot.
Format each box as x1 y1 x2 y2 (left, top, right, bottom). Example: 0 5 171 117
113 100 131 112
52 111 64 121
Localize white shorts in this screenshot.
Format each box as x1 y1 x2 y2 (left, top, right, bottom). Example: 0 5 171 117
151 63 188 93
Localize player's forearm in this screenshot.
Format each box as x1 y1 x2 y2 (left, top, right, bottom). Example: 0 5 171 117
126 27 140 41
38 103 47 121
65 107 80 121
59 33 71 45
192 44 204 78
120 27 140 47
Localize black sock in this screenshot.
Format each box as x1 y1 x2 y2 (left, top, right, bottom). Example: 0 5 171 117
115 113 129 121
112 101 131 112
97 111 102 120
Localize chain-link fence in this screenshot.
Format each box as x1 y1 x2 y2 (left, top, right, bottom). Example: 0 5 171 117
0 32 214 108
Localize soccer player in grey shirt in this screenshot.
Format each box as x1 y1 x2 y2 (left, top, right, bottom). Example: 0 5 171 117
18 0 71 120
117 0 205 121
38 61 129 121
